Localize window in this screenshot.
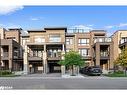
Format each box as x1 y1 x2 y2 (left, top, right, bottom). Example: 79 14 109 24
105 38 112 42
49 35 61 42
66 38 73 45
79 48 89 57
98 38 103 42
121 37 127 44
78 38 89 45
34 36 45 43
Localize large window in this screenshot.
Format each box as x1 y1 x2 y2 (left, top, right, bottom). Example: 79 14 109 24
120 37 127 44
66 38 73 45
78 38 89 45
34 36 45 43
79 48 89 57
49 35 61 42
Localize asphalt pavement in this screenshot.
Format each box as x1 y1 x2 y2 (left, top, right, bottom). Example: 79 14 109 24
0 74 127 89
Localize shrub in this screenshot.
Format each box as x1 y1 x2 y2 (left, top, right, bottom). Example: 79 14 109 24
0 70 12 75
114 71 124 74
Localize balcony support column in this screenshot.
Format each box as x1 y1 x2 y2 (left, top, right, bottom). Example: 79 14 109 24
44 44 46 52
107 60 110 70
109 44 114 70
9 44 13 71
95 43 100 66
43 44 47 74
61 44 65 75
23 45 29 75
1 47 3 57
43 58 47 74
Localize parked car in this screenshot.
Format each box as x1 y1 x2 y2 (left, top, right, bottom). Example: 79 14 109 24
80 66 102 76
86 66 102 76
80 66 89 74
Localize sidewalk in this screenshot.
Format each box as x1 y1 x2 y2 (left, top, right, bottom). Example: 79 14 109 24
62 74 84 78
21 73 61 77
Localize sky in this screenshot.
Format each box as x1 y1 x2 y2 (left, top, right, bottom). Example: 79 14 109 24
0 6 127 36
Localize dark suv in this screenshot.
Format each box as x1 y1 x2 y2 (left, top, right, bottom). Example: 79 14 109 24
87 66 102 76
80 66 102 76
80 66 89 74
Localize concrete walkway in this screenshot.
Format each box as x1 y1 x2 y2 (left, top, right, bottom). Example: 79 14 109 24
20 73 61 77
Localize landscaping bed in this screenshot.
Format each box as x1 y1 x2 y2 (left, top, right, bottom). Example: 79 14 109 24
0 70 20 77
104 71 127 77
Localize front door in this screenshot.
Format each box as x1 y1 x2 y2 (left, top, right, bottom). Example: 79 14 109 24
49 63 61 73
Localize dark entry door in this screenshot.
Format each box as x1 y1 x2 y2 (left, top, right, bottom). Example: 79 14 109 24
49 63 61 73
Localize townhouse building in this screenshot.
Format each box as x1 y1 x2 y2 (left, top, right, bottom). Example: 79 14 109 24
0 27 127 75
0 28 23 71
21 28 114 74
66 29 113 72
114 30 127 51
22 27 66 74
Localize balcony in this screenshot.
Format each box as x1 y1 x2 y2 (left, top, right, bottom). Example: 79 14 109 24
67 29 87 33
1 52 9 60
27 49 62 60
100 51 109 59
100 52 109 57
28 51 43 61
47 50 62 60
2 52 9 57
94 37 112 43
13 50 19 59
119 37 127 49
120 37 127 44
81 55 91 59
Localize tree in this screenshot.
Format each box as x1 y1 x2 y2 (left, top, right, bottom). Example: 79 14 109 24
58 51 85 76
114 47 127 75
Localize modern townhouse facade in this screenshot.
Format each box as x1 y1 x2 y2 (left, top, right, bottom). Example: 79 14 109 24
66 29 113 71
22 28 66 74
0 28 23 71
112 30 127 60
22 28 114 74
114 30 127 51
0 27 127 75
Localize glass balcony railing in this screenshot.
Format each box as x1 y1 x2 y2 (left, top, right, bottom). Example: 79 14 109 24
94 37 112 43
119 37 127 44
28 50 62 58
1 52 9 57
47 51 61 58
28 52 43 57
100 52 109 57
